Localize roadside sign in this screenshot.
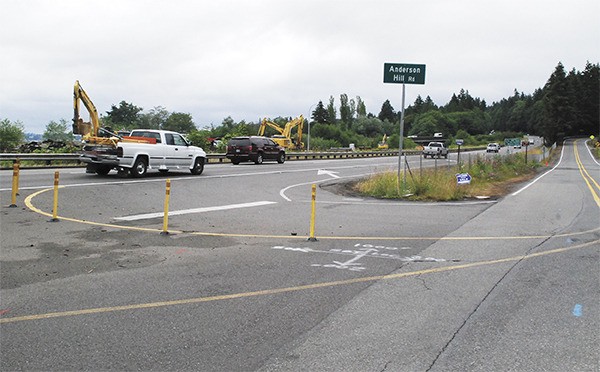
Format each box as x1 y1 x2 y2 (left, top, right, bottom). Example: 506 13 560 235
455 139 464 146
504 138 521 147
456 173 472 185
383 63 426 85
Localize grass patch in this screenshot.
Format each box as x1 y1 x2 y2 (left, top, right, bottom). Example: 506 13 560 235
355 152 545 201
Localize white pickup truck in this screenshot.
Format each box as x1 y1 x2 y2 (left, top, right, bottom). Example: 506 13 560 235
80 129 206 177
422 141 449 159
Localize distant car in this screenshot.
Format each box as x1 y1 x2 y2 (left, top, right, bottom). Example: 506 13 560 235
226 136 286 165
486 143 500 153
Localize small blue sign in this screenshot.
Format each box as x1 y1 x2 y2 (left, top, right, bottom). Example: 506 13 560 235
456 173 472 185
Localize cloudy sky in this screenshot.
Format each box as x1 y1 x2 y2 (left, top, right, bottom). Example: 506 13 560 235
1 0 598 134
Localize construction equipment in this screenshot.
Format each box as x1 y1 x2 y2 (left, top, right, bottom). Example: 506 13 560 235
72 80 152 146
257 115 304 150
258 118 291 148
378 134 389 149
72 80 119 145
283 115 304 150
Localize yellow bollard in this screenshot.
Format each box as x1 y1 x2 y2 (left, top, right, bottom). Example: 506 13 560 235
161 179 171 235
308 184 318 241
15 158 20 195
51 171 60 222
9 163 19 207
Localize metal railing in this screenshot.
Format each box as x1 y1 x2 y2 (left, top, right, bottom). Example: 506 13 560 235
0 148 491 169
0 150 406 169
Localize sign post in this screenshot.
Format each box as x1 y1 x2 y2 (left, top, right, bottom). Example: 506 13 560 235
383 63 426 193
455 139 464 168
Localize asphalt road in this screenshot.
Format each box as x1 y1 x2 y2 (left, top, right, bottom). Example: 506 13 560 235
1 139 598 371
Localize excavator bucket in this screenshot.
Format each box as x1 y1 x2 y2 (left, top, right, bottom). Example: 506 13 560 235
72 118 92 136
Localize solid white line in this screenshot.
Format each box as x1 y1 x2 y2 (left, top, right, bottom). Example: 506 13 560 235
114 201 277 221
584 139 600 166
511 143 565 196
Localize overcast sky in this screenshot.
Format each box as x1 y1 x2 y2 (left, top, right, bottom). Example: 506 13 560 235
1 0 598 134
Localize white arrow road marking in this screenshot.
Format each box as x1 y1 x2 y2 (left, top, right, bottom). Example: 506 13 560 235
311 248 376 271
317 169 340 178
114 201 277 221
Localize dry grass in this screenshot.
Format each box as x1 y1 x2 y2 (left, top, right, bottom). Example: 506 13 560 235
354 152 545 201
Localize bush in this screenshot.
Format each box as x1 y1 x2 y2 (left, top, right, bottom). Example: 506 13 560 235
307 137 341 151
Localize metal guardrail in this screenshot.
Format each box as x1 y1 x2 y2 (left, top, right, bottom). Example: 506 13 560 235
0 150 404 169
0 148 488 169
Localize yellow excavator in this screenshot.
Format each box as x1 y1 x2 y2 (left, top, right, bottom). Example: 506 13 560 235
258 118 291 148
282 115 304 150
72 80 119 145
377 134 389 150
72 80 152 146
257 115 304 150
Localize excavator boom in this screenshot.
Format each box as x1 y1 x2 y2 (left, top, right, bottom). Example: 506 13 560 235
72 80 101 138
283 115 304 150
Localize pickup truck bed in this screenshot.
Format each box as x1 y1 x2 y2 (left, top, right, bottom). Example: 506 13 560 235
422 142 448 158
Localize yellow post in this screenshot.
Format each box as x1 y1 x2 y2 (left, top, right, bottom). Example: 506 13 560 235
161 179 171 235
308 184 318 241
15 158 20 195
9 163 19 207
51 171 60 221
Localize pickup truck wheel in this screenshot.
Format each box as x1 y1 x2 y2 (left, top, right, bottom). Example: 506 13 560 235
254 153 263 164
444 154 448 159
191 157 205 175
277 152 285 164
231 160 240 165
131 157 148 178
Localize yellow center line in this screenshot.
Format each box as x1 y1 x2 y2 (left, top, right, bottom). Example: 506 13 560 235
1 239 597 324
574 140 600 207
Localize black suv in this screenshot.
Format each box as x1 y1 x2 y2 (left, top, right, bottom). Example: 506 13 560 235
226 136 286 165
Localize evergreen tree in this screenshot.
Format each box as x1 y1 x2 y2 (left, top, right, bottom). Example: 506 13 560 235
378 100 396 123
356 96 367 118
339 93 352 130
326 96 337 124
574 62 600 135
311 101 329 123
541 62 572 144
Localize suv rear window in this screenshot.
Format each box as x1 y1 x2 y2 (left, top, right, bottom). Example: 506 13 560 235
229 138 251 146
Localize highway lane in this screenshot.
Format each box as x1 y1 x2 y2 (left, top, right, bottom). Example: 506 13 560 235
1 140 597 371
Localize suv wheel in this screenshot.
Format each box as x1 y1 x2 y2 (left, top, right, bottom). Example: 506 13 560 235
254 153 263 164
277 152 285 164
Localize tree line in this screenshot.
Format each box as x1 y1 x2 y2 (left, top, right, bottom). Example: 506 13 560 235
1 61 597 152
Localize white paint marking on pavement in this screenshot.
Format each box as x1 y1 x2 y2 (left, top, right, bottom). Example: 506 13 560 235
114 201 277 221
511 143 565 196
317 169 340 178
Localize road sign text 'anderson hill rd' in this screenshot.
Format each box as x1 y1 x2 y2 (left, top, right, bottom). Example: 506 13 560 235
383 63 426 85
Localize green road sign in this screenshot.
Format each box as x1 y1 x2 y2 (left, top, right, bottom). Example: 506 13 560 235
504 138 521 147
384 63 426 85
